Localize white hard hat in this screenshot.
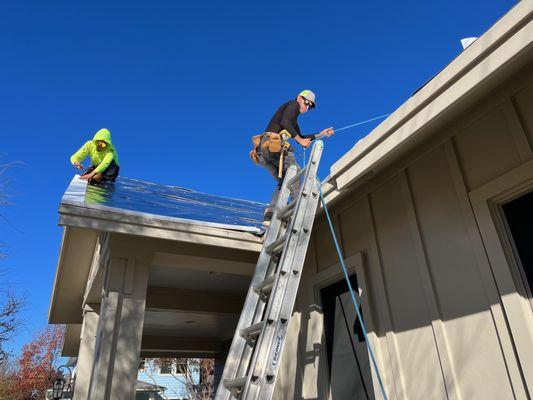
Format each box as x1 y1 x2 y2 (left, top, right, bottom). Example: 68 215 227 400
298 90 316 108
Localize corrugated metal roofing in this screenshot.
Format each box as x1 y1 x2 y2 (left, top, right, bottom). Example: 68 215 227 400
61 175 265 234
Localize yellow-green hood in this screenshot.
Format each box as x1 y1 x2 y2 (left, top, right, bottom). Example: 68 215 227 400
93 128 112 145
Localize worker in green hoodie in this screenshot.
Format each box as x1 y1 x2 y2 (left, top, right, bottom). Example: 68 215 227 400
70 128 120 184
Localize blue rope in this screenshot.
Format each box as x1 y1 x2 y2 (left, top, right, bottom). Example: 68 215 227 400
298 112 391 173
317 182 389 400
334 113 391 133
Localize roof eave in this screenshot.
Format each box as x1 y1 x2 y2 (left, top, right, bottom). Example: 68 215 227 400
48 226 99 324
326 2 533 202
50 204 263 324
59 203 263 253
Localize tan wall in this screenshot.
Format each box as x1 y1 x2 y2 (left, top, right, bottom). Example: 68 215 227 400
284 66 533 399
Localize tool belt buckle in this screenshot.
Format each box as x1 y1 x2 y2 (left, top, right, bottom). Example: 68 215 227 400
279 130 291 150
280 130 291 141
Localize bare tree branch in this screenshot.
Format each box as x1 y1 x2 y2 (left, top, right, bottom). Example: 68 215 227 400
0 293 23 363
0 160 24 362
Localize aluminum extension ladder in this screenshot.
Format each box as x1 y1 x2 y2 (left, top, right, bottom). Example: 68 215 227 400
215 140 324 400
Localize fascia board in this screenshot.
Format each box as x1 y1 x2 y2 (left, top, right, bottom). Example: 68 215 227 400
61 196 263 235
59 203 263 252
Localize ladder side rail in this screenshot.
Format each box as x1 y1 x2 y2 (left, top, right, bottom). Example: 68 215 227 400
242 141 323 400
286 164 308 188
232 180 295 385
246 186 318 400
258 180 321 400
232 244 283 388
215 166 298 400
243 145 322 399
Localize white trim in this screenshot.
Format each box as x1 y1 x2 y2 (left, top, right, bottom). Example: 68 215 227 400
59 203 263 252
469 161 533 394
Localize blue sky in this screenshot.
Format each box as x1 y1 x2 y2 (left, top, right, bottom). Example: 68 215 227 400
0 1 516 354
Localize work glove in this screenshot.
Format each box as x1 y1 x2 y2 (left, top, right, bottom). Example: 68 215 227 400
320 127 334 137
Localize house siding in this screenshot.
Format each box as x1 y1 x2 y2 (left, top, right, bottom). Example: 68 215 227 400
138 369 198 399
281 62 533 399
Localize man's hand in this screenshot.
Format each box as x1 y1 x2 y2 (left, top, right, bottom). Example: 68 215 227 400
296 137 312 148
320 127 334 137
73 161 84 170
80 171 96 181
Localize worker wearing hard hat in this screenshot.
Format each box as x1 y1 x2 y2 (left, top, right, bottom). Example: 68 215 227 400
250 90 334 225
70 128 120 184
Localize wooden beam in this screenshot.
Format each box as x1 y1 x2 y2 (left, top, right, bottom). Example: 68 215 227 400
61 324 82 357
83 233 110 307
152 252 255 276
146 286 245 314
141 335 221 353
141 351 217 358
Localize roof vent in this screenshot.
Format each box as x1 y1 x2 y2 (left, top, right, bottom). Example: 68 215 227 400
460 37 478 50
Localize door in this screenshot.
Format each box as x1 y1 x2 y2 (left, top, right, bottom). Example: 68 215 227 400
502 190 533 310
321 276 375 400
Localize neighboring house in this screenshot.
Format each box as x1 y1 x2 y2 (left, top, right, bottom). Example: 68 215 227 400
138 359 199 399
49 2 533 400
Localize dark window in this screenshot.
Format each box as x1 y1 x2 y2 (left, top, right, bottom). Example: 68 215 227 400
175 362 188 374
159 363 173 375
320 274 375 399
502 191 533 294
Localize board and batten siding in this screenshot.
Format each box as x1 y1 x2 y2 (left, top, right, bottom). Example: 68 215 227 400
275 69 533 399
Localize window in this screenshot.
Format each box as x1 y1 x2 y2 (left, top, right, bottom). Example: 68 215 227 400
175 362 187 374
159 362 173 375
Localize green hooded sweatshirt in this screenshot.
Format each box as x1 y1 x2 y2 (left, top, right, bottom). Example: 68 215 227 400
71 129 120 173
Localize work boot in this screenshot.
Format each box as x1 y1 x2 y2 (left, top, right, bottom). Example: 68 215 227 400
263 210 273 227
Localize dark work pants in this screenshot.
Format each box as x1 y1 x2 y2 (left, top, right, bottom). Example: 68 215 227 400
258 136 301 217
83 160 120 184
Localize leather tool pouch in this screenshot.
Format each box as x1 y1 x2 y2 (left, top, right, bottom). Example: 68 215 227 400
263 133 282 153
249 134 263 164
249 150 259 163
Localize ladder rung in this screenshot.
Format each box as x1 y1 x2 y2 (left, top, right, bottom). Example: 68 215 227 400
223 376 247 390
286 166 307 188
277 201 295 220
265 233 288 254
240 321 265 340
253 275 275 295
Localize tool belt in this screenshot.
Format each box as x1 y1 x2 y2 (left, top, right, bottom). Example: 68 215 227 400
249 131 290 164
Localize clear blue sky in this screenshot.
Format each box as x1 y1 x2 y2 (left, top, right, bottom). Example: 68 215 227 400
0 1 516 354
